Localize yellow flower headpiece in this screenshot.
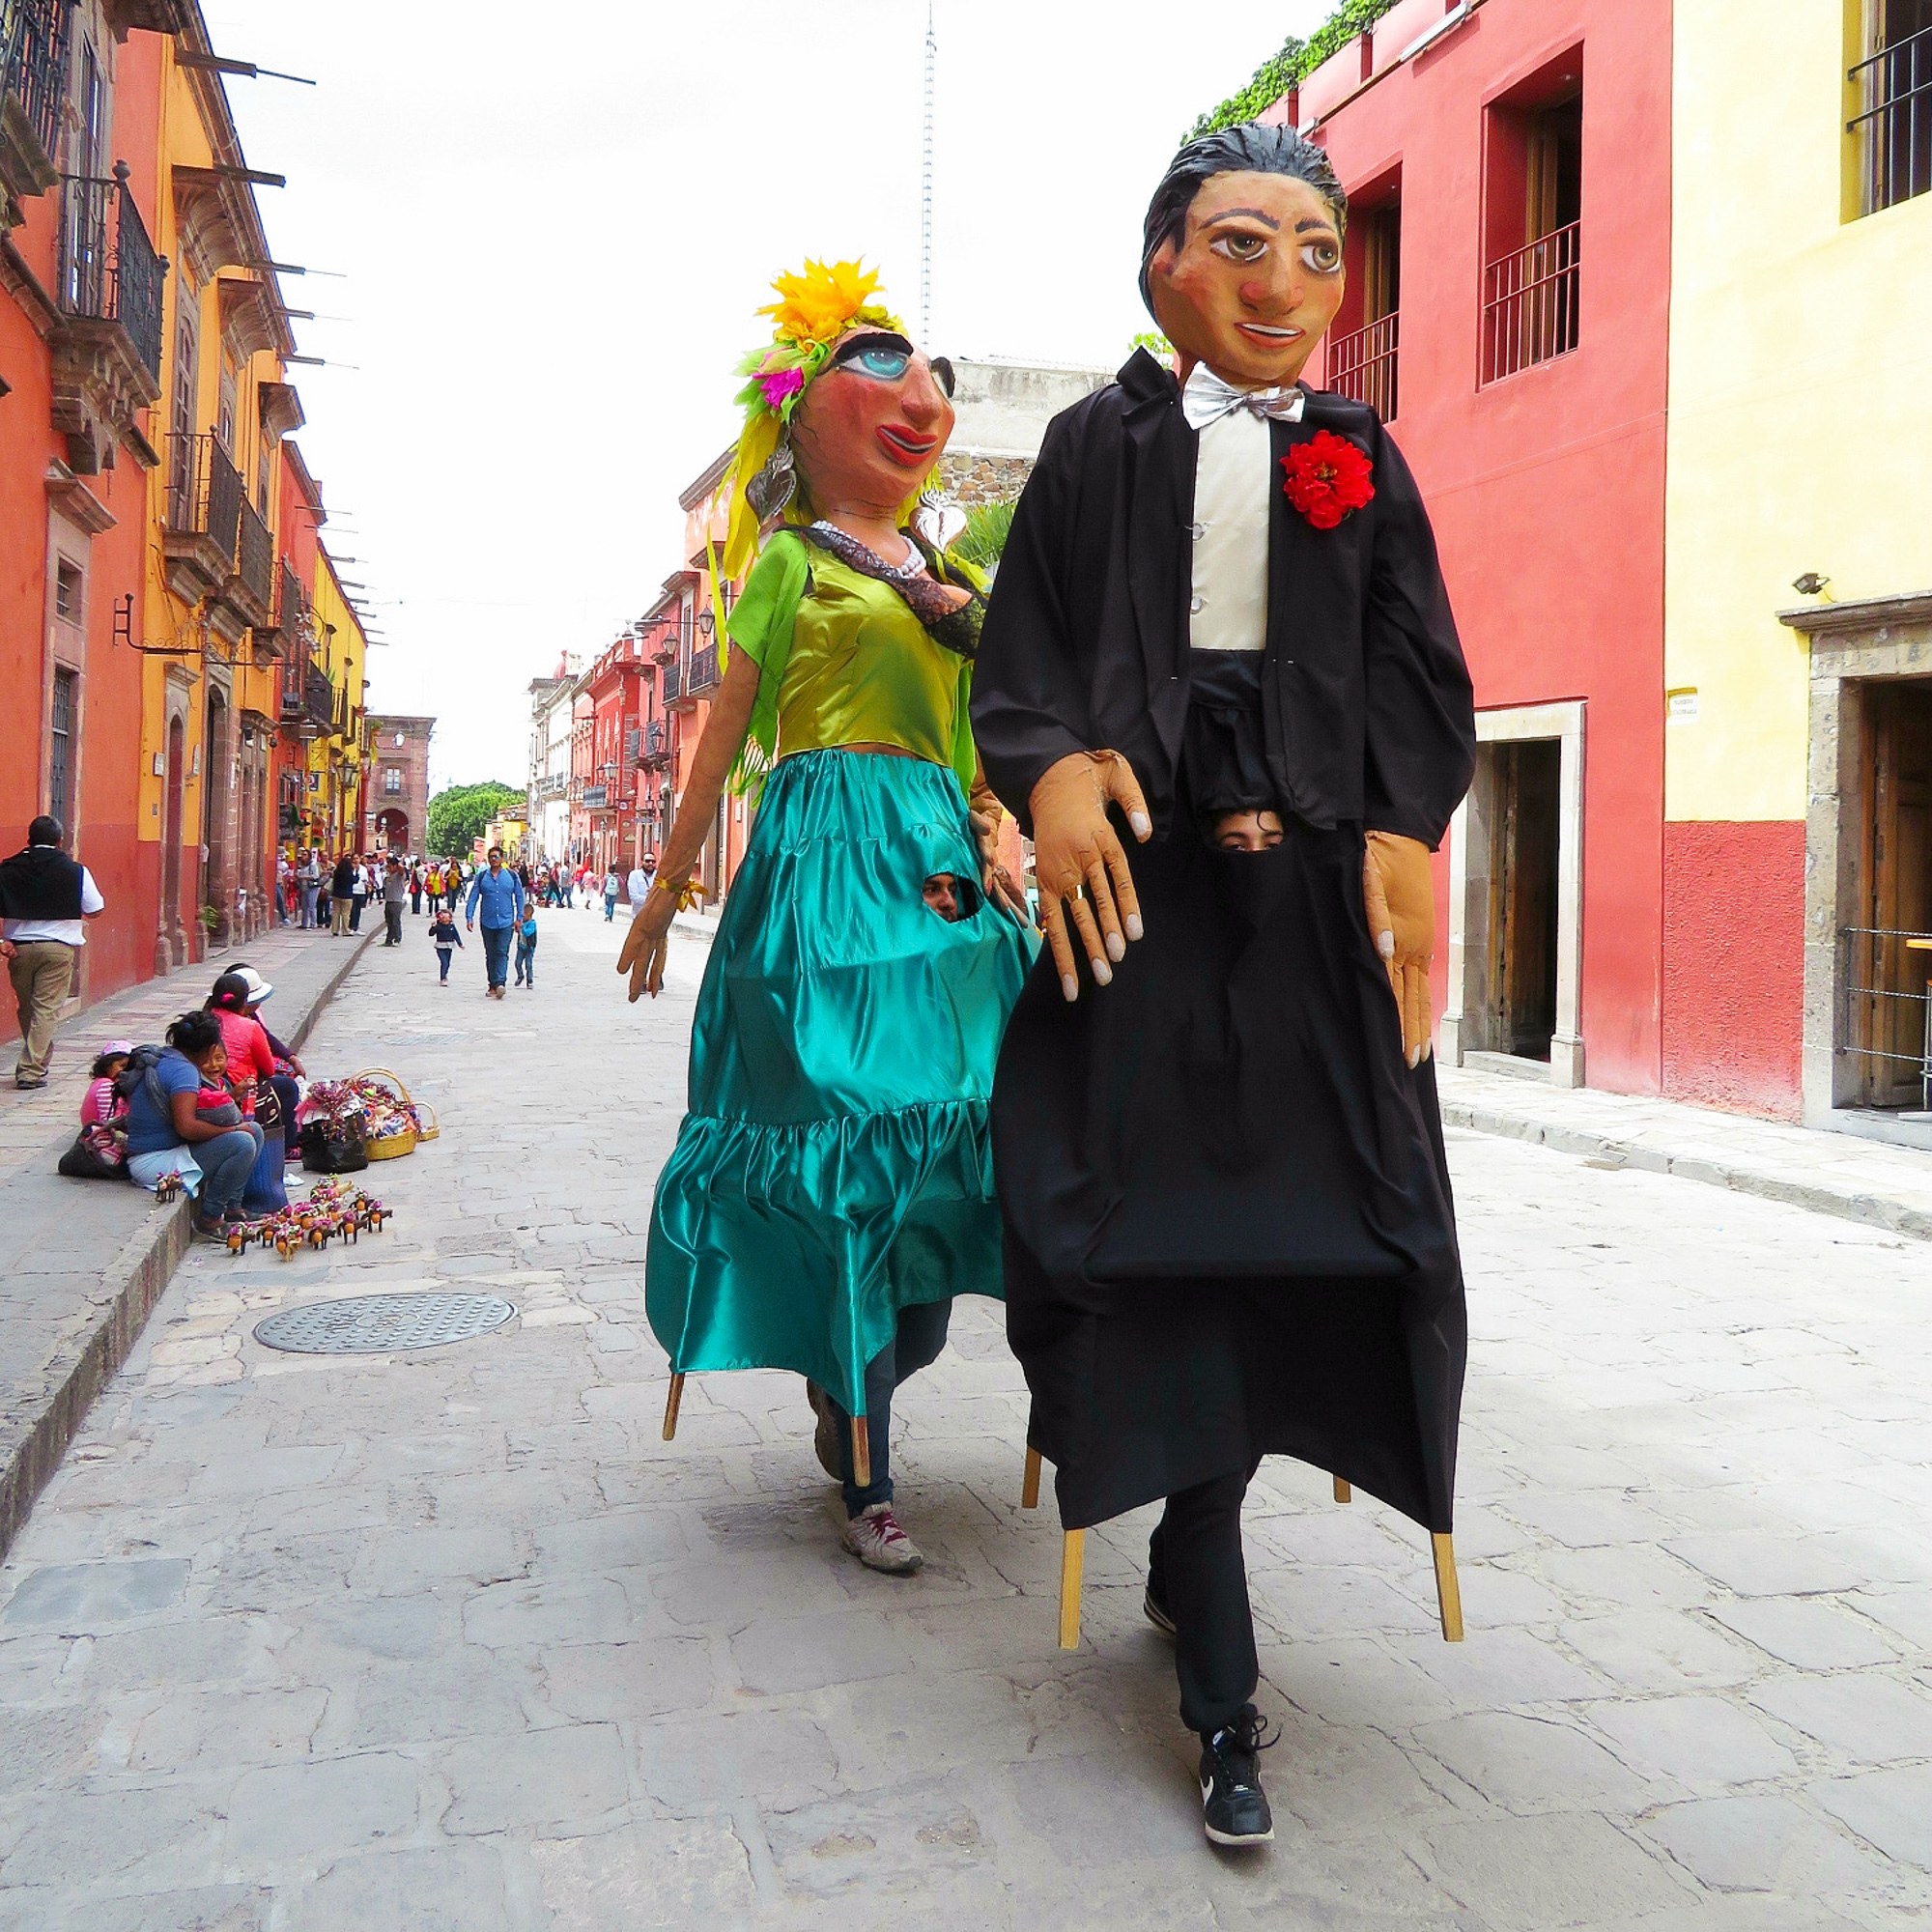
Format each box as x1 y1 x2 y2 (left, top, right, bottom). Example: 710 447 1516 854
722 258 907 582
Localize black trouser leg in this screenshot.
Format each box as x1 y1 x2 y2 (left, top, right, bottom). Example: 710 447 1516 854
1150 1468 1259 1737
823 1297 952 1517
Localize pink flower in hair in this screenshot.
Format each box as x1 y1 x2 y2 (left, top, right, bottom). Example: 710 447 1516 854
755 366 806 413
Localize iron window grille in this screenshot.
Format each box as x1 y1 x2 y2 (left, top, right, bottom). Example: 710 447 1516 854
56 167 165 381
1 0 70 175
1481 221 1580 384
1326 310 1400 420
1851 18 1932 213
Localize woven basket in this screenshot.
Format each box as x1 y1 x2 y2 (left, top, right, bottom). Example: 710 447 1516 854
353 1066 436 1159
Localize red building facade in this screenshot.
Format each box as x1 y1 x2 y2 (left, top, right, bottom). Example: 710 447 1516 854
1292 0 1673 1096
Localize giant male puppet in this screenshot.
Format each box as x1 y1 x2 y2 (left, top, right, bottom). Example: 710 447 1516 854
972 124 1477 1848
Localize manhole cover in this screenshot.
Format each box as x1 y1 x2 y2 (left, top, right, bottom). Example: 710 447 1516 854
253 1293 515 1355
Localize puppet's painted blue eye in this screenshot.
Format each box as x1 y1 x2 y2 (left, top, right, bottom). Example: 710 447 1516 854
851 346 911 380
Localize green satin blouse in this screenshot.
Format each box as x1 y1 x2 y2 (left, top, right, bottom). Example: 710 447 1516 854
724 530 980 794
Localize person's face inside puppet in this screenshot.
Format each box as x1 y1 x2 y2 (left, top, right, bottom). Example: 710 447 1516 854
1212 809 1286 854
789 329 956 519
1147 171 1346 391
921 871 962 921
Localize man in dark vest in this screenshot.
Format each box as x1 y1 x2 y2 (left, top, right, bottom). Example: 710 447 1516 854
0 816 105 1089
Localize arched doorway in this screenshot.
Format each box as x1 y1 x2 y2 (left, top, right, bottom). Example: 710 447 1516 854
204 687 229 936
160 713 185 969
375 807 409 853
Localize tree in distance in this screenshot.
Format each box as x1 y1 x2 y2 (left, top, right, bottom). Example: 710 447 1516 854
426 781 523 858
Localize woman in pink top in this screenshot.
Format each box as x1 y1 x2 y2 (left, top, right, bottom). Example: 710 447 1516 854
207 973 275 1115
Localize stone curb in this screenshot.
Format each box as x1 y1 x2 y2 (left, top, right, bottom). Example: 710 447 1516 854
0 929 375 1562
1438 1097 1932 1245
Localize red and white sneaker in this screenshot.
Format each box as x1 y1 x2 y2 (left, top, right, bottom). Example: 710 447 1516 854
841 1502 923 1576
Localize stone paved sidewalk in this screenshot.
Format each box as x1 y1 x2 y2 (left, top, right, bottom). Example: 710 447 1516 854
0 913 1928 1928
1437 1064 1932 1243
0 924 374 1557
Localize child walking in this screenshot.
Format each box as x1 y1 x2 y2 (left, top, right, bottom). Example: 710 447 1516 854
513 902 538 988
429 906 463 984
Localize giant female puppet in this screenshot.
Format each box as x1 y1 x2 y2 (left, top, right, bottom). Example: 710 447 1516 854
620 261 1035 1577
971 126 1477 1847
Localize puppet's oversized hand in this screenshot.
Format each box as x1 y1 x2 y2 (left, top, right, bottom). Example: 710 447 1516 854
616 887 678 1003
1362 831 1435 1067
970 807 1030 926
1028 751 1152 1001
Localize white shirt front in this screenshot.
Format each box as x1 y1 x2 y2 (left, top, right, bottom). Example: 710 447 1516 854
1184 366 1306 656
3 864 105 947
626 867 650 904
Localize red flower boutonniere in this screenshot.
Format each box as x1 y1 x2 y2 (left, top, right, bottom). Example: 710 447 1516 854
1281 431 1376 530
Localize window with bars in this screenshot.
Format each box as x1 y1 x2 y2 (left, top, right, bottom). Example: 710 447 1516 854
48 667 77 829
1481 55 1584 385
384 766 402 796
1852 0 1932 214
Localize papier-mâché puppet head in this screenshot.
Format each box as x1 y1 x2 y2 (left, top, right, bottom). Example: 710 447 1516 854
724 259 956 579
1141 123 1350 391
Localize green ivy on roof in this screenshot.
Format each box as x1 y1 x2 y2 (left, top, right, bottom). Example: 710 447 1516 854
1188 0 1406 139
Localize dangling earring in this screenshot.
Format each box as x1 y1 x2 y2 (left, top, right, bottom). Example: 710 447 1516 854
746 437 797 526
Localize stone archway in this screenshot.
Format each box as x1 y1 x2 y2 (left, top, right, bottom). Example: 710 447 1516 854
375 808 410 853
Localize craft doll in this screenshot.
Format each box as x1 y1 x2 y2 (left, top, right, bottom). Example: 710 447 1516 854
972 124 1477 1847
619 261 1036 1576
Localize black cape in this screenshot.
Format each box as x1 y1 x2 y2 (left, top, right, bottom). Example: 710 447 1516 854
971 355 1477 1535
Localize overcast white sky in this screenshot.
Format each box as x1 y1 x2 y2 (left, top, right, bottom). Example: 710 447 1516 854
202 1 1331 790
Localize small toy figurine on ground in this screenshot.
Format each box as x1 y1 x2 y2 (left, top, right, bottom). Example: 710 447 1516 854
620 258 1037 1576
154 1171 184 1204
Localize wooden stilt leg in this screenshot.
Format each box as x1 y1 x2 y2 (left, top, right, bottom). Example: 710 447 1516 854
851 1415 871 1491
1332 1476 1352 1504
1021 1445 1041 1510
661 1373 685 1442
1058 1528 1086 1650
1431 1532 1464 1643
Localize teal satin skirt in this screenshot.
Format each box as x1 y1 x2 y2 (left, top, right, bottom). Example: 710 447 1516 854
645 750 1036 1414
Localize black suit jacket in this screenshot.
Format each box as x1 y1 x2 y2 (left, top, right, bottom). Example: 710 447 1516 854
973 350 1476 848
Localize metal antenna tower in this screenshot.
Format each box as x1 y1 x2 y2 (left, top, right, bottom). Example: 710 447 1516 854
921 0 935 341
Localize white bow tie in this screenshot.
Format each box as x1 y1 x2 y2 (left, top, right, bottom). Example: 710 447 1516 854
1180 363 1308 431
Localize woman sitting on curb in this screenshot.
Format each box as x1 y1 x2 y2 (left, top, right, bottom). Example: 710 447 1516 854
121 1011 265 1239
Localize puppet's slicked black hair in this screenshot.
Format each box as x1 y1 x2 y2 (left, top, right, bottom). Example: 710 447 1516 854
1140 122 1349 312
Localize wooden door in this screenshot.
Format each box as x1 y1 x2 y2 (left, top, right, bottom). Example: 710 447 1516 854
1488 739 1562 1061
1864 681 1932 1105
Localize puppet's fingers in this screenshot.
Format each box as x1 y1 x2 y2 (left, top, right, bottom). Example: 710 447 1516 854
1083 855 1127 965
1065 879 1116 986
1100 753 1154 843
1097 829 1145 946
1362 848 1396 964
1402 959 1432 1066
1040 896 1081 1003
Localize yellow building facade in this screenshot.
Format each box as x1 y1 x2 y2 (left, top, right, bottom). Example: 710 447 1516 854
1662 0 1932 1131
136 18 300 962
305 552 370 858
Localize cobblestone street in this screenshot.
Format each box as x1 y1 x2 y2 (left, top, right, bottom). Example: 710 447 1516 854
1 905 1929 1929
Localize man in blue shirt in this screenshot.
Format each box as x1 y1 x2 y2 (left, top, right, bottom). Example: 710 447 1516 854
465 846 526 999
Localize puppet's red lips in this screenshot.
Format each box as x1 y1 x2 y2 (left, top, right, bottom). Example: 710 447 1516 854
876 424 938 464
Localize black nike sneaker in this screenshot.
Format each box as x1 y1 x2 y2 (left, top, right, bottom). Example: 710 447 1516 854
1199 1707 1277 1847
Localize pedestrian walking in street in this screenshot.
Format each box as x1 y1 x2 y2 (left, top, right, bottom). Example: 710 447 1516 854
122 1010 264 1239
350 855 372 933
513 902 539 988
626 856 653 912
298 849 322 929
382 857 408 946
561 867 574 908
328 852 355 936
429 906 463 984
465 845 525 999
274 853 293 926
409 861 423 916
602 867 619 921
619 259 1033 1578
0 815 106 1090
969 124 1476 1848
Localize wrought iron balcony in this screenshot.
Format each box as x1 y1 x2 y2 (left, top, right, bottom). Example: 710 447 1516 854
163 432 244 603
636 719 669 767
57 170 165 383
685 646 720 697
1326 310 1399 422
280 656 336 739
229 493 274 627
1481 222 1580 385
1853 20 1932 214
662 658 683 702
0 0 70 202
